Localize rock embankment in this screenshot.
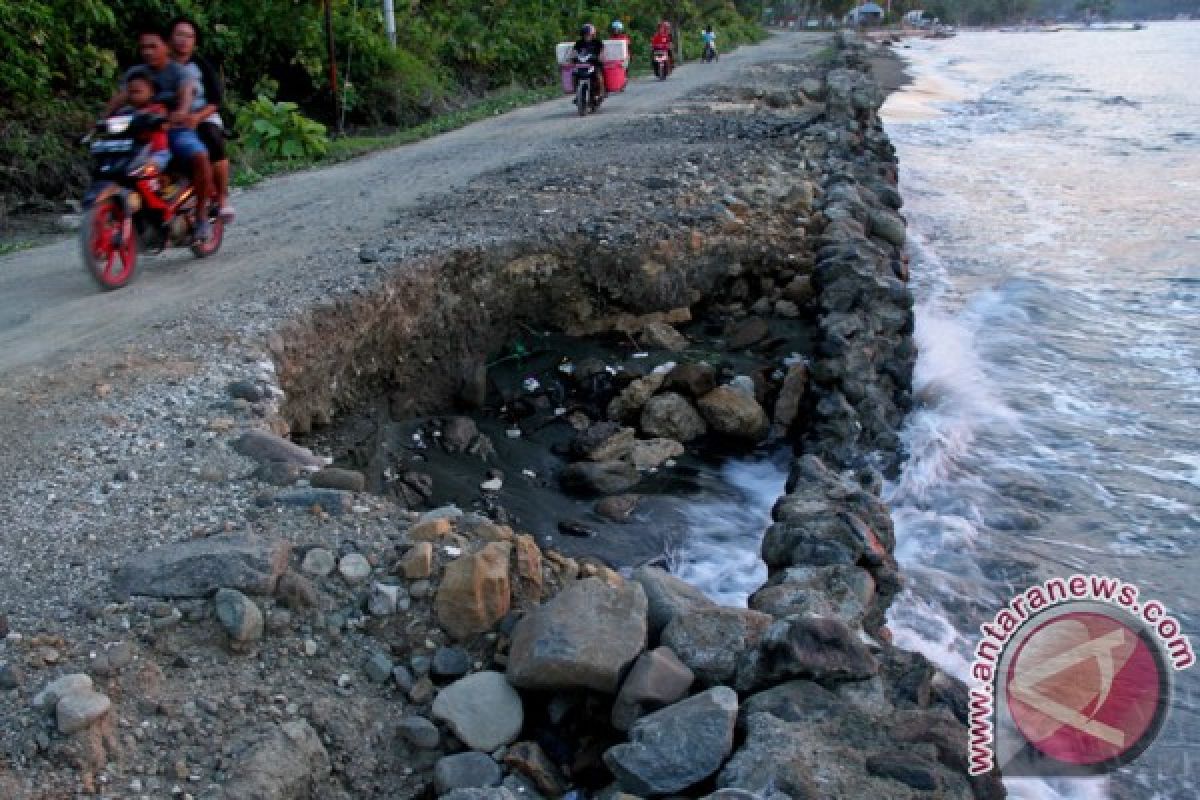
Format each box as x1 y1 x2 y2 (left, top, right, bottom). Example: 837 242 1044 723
0 36 1003 799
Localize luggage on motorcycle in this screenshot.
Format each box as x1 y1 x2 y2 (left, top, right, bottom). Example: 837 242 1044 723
603 62 627 92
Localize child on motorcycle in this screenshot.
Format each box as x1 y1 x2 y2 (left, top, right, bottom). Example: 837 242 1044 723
120 68 171 172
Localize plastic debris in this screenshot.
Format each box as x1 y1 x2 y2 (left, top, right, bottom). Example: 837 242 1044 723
481 478 503 492
522 377 541 392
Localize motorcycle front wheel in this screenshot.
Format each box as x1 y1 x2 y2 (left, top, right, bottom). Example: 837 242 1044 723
190 204 225 259
81 197 138 290
577 82 590 117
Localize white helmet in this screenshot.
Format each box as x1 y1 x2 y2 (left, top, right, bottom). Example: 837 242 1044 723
610 20 624 33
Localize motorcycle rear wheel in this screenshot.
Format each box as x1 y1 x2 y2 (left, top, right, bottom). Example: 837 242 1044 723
190 204 225 258
81 197 137 290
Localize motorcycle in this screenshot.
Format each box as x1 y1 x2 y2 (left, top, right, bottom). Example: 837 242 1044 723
652 48 672 80
571 52 603 116
80 112 223 290
703 42 718 63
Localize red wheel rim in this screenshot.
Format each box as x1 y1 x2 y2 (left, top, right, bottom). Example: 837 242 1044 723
89 202 135 286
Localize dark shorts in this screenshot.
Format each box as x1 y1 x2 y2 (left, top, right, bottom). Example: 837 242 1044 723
196 121 227 162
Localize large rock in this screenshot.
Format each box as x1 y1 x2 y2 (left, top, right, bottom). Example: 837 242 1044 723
868 208 906 248
640 321 689 352
215 588 264 643
435 542 512 640
608 373 667 423
664 363 716 398
661 607 772 686
632 567 716 638
55 689 112 734
310 467 366 492
431 671 524 752
113 535 291 599
33 673 92 711
629 438 684 470
749 566 873 630
772 363 808 433
604 687 738 796
434 752 503 794
577 424 637 462
697 387 769 442
560 460 640 495
640 393 707 443
503 741 568 796
727 318 769 349
747 614 879 689
223 719 331 800
507 578 647 693
233 430 325 468
612 647 695 731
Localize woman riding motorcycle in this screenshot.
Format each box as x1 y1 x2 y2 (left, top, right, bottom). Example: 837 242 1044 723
651 20 675 72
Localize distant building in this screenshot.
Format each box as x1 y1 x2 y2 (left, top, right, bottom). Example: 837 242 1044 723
846 3 885 27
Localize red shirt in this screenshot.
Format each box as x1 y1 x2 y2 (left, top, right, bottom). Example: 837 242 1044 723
651 32 672 50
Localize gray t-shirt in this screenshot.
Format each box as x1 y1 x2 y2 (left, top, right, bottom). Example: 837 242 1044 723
122 61 192 111
180 61 222 125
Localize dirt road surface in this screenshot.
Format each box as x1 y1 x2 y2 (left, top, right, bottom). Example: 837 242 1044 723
0 33 824 383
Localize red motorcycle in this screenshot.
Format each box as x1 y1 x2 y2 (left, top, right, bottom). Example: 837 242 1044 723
652 48 672 80
81 112 223 290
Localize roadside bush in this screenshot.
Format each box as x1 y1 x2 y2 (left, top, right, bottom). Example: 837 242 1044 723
235 97 329 161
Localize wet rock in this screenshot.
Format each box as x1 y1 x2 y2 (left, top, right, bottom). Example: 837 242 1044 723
727 318 770 349
629 438 684 470
772 363 808 433
56 689 112 734
560 460 640 495
400 542 435 578
576 424 637 462
223 719 331 800
503 741 567 797
640 321 689 352
697 386 769 442
337 553 372 583
113 535 290 599
740 679 843 726
664 362 717 398
640 393 707 443
596 494 640 522
604 687 738 796
512 533 544 608
215 588 264 644
300 547 336 577
432 671 524 751
435 752 503 794
783 275 815 305
233 430 325 469
431 646 471 680
632 566 716 638
443 417 480 453
612 646 695 731
398 715 441 749
608 372 667 423
750 614 879 688
508 577 647 693
749 565 872 629
661 607 772 686
310 467 366 492
435 542 512 639
33 673 93 711
868 208 906 248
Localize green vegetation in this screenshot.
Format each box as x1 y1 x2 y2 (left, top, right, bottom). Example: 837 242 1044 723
0 1 765 217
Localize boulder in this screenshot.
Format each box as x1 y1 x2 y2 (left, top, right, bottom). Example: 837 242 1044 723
629 438 684 470
113 535 290 599
640 393 707 443
223 719 331 800
507 578 647 693
431 671 524 752
604 687 738 796
511 534 544 608
33 673 93 712
661 607 772 686
443 417 480 453
215 588 264 644
310 467 366 492
868 208 906 248
640 321 689 352
772 363 808 432
55 689 112 734
577 424 637 462
399 542 435 579
632 567 716 638
233 430 325 468
612 647 695 731
727 318 770 350
560 460 640 495
664 363 717 398
596 494 640 522
435 542 512 640
749 614 879 688
697 387 769 442
434 752 503 794
608 373 667 423
748 566 873 629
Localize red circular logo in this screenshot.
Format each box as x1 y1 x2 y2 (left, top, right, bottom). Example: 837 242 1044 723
1005 611 1166 767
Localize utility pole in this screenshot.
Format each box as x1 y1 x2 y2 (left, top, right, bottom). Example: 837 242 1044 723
382 0 397 46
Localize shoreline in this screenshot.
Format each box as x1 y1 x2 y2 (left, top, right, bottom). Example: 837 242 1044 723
0 34 1004 799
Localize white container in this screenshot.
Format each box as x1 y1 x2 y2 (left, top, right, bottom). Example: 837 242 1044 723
557 39 629 64
556 42 575 65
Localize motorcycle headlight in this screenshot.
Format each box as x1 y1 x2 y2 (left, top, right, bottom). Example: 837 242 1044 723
106 115 133 135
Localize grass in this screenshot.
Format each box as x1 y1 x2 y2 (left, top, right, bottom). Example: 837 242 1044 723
231 85 561 188
0 239 35 257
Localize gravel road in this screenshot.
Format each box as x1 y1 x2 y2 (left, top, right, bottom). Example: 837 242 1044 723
0 33 825 381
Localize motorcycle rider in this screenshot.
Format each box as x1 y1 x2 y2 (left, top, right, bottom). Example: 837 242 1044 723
609 20 632 68
571 23 606 101
650 20 675 73
106 26 214 244
702 25 718 61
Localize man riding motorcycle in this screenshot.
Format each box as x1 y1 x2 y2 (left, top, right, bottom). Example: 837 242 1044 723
571 23 607 102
